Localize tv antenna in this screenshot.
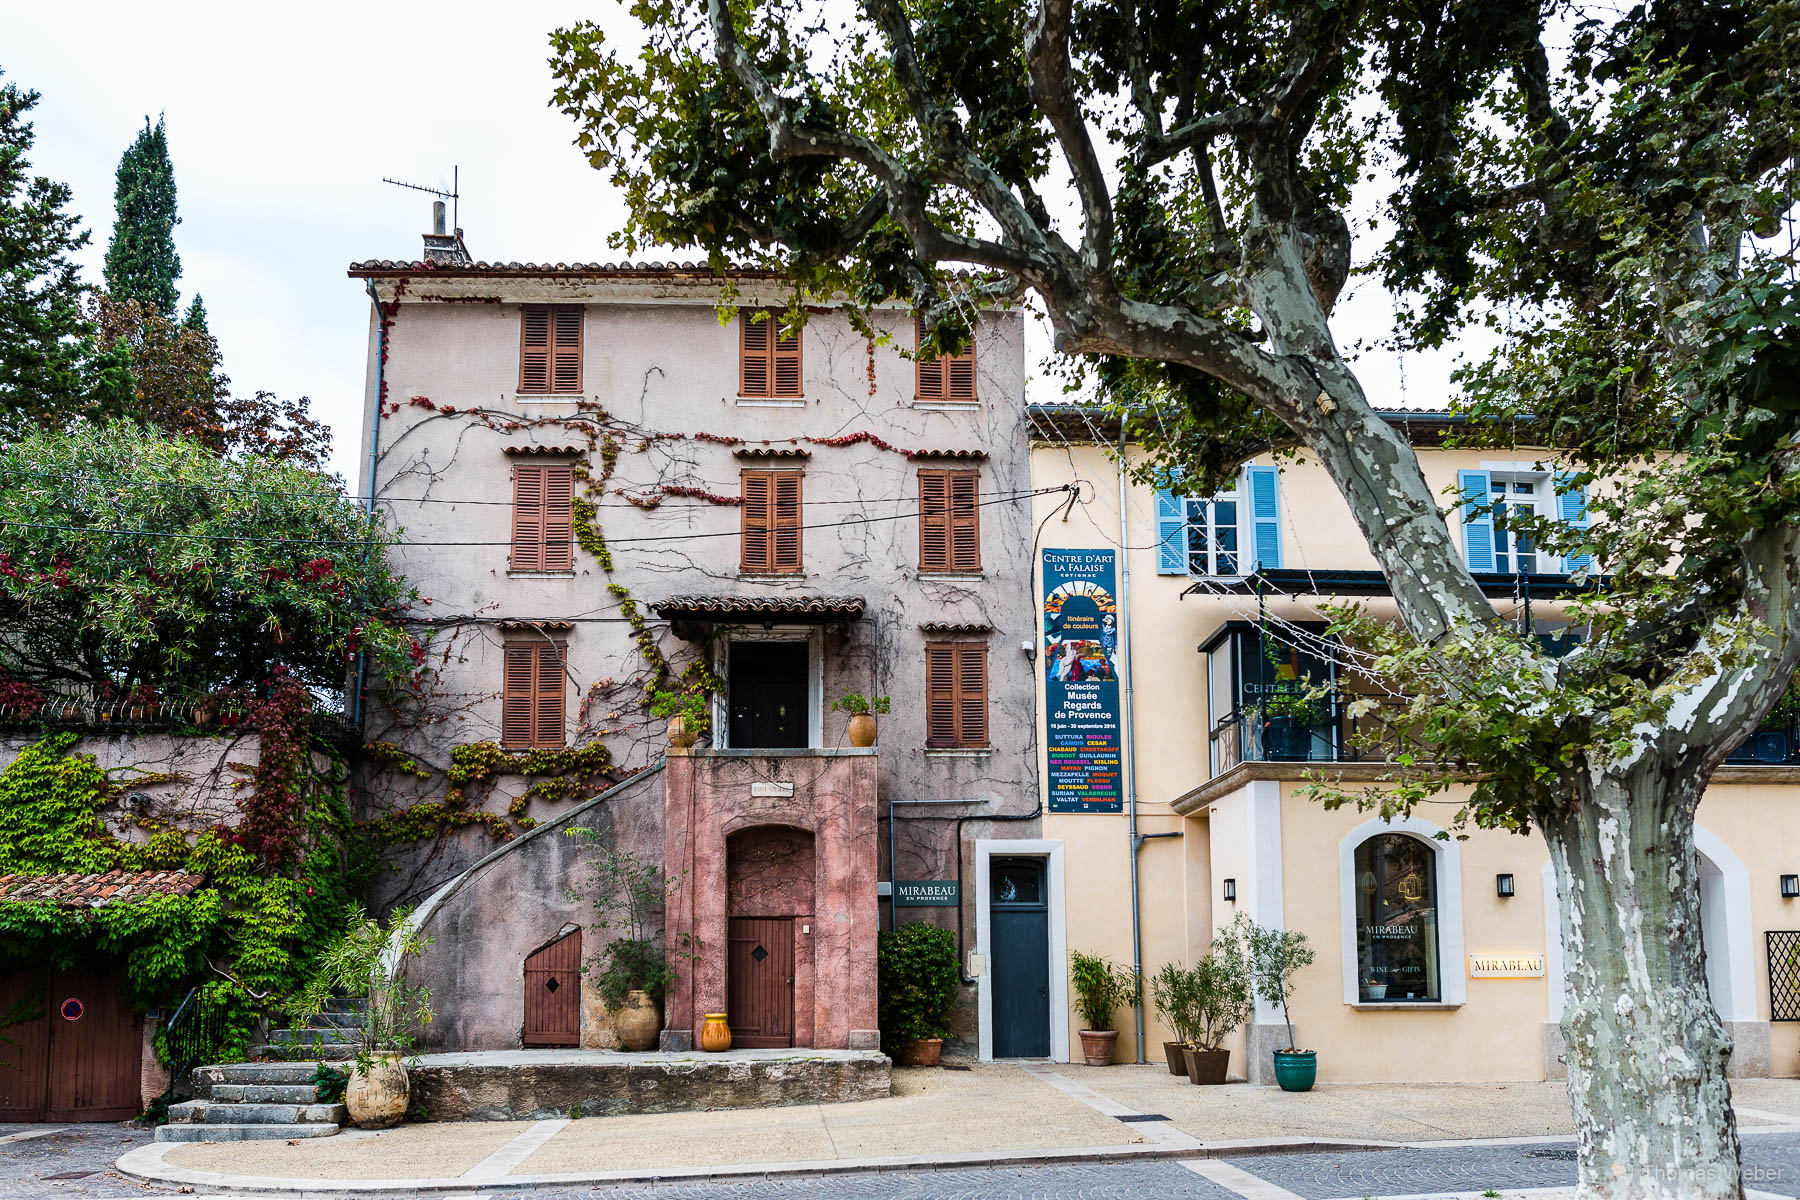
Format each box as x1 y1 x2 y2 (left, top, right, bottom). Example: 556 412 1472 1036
382 166 459 231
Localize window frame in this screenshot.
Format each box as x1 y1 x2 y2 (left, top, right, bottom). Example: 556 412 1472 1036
739 310 804 399
518 304 583 395
925 641 989 749
918 468 982 573
740 468 804 573
501 638 569 749
915 317 977 403
1336 815 1466 1008
1183 483 1244 579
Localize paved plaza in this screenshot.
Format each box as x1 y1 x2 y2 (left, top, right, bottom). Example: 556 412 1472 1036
7 1066 1800 1199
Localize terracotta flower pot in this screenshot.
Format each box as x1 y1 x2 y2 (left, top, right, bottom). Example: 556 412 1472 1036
901 1037 942 1067
1078 1029 1118 1066
668 714 698 749
847 713 877 747
1161 1040 1187 1075
1183 1045 1230 1085
346 1055 409 1129
614 990 661 1052
700 1013 732 1052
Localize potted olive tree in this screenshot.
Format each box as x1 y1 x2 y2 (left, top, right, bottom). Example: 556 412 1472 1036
1228 912 1317 1091
1069 951 1139 1065
1182 938 1253 1085
1150 963 1197 1074
288 906 434 1129
565 835 690 1051
878 921 958 1065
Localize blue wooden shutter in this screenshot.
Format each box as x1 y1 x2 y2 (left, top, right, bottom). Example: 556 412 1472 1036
1155 485 1186 574
1556 471 1592 574
1458 470 1495 572
1247 465 1281 570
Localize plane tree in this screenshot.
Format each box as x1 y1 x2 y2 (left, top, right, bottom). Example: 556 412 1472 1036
548 0 1800 1194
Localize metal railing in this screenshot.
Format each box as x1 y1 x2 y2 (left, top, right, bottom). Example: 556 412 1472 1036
1726 714 1800 766
1211 695 1418 771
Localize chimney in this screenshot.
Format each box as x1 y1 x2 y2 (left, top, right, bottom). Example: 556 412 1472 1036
422 200 471 266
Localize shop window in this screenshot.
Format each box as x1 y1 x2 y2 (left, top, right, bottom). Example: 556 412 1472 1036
1353 833 1440 1002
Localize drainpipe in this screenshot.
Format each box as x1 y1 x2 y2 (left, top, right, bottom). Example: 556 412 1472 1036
1116 425 1149 1063
351 280 388 730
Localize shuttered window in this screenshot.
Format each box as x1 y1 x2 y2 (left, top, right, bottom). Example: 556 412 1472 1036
741 470 803 572
502 641 567 748
918 469 981 572
519 305 583 394
510 461 574 572
915 318 976 402
740 311 803 398
925 643 988 748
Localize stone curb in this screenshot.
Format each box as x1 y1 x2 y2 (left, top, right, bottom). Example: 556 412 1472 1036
115 1134 1402 1195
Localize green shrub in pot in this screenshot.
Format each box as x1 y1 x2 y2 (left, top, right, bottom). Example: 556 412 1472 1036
878 921 958 1063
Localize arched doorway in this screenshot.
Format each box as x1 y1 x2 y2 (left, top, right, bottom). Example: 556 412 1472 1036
726 826 816 1048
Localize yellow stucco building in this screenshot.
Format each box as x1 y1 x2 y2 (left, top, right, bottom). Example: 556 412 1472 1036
1011 408 1800 1084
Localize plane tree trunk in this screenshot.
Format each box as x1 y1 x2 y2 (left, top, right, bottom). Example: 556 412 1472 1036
1543 766 1743 1199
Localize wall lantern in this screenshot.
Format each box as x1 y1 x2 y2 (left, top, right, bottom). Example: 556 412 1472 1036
1782 874 1799 899
1222 878 1237 903
1496 873 1515 899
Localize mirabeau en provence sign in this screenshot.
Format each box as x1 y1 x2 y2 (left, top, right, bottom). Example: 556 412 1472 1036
895 880 960 907
1468 953 1546 978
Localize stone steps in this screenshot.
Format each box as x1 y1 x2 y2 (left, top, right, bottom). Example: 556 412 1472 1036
155 1122 340 1143
269 1026 358 1047
209 1083 324 1104
194 1061 345 1087
167 1100 346 1126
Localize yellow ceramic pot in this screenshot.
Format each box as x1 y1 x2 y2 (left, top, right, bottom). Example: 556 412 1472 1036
700 1013 732 1052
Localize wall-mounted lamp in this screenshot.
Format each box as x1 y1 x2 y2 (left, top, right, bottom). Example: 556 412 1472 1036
1222 878 1237 903
1496 873 1515 899
1782 874 1798 899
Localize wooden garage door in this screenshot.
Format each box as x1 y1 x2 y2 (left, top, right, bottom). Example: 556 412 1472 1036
523 929 581 1047
728 917 793 1049
0 967 138 1122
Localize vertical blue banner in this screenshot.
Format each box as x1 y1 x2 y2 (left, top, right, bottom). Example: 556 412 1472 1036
1042 549 1124 813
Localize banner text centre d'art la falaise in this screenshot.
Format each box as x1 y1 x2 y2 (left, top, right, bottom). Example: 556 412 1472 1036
1042 549 1124 814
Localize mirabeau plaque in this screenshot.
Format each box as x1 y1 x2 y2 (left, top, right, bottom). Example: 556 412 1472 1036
1468 953 1546 978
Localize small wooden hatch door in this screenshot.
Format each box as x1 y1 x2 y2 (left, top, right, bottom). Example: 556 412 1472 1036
523 929 581 1047
728 916 794 1048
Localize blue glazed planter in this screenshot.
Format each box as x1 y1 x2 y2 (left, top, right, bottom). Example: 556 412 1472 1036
1272 1050 1317 1092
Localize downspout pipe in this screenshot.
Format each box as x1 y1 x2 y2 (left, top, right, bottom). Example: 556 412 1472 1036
1117 424 1148 1063
352 280 387 730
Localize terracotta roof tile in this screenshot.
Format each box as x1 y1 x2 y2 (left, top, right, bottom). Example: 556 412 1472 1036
0 870 206 908
919 622 994 634
906 449 989 461
732 447 812 459
502 444 587 456
347 260 773 279
496 620 575 632
652 595 865 619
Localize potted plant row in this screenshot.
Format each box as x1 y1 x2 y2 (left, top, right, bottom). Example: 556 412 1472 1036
1069 951 1139 1065
878 921 958 1065
1149 941 1252 1084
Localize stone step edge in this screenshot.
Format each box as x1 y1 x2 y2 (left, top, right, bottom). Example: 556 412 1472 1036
167 1102 347 1125
153 1123 340 1143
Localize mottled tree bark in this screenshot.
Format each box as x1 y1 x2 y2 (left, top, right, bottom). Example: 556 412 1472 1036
1544 771 1743 1199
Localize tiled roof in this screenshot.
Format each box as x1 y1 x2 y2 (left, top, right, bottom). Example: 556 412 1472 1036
919 622 994 634
653 595 866 619
347 260 779 279
733 447 812 459
502 444 587 456
0 871 206 907
497 620 575 632
906 449 989 461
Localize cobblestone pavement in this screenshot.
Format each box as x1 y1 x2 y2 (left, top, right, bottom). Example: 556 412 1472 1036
8 1125 1800 1199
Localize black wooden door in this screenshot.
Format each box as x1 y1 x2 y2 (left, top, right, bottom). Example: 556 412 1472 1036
728 642 809 748
990 858 1050 1058
728 917 794 1048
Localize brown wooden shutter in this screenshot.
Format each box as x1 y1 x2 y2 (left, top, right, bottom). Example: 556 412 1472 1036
925 642 988 748
948 470 980 571
502 643 537 747
955 643 988 747
742 471 772 570
916 317 976 402
512 463 546 571
919 470 950 571
520 307 551 393
772 471 802 571
542 463 574 571
534 641 567 746
740 313 772 397
551 306 583 394
773 321 802 397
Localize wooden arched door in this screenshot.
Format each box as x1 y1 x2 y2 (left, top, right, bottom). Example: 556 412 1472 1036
522 929 581 1047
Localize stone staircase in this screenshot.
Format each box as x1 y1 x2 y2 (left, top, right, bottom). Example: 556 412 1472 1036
154 999 361 1142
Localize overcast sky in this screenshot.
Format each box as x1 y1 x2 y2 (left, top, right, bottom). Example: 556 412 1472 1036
8 0 1454 489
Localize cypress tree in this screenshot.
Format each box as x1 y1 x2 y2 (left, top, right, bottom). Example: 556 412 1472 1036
0 69 95 431
182 293 207 335
103 116 181 315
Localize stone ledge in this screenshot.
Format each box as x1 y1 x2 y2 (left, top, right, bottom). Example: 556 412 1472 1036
409 1048 892 1121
